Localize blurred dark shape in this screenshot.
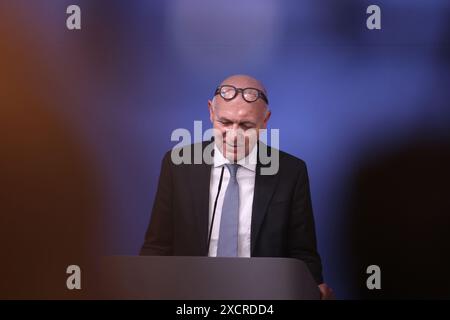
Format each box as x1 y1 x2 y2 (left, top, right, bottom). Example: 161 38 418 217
0 8 102 299
437 15 450 65
347 136 450 299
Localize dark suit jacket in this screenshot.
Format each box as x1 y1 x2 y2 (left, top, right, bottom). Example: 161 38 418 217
140 140 324 284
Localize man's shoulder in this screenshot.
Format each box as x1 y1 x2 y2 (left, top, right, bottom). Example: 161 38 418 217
164 140 210 154
278 148 307 168
162 140 213 166
260 142 308 171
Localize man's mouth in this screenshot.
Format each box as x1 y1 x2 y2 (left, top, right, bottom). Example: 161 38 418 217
225 143 243 148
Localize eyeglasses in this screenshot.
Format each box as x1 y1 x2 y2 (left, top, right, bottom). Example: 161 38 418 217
214 85 269 104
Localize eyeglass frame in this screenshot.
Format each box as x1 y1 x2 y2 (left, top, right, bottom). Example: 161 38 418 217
214 85 269 104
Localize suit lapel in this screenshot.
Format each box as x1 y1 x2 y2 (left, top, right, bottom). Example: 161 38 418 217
251 142 280 254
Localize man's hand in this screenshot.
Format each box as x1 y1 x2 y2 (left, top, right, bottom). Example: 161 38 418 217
318 283 334 300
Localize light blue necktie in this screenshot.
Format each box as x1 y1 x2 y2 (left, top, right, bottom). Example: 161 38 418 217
217 164 240 257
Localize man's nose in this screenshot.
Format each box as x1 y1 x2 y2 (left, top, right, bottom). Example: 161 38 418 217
225 128 245 144
226 126 241 137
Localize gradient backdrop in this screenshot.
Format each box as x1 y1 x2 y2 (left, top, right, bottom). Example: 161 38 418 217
1 0 449 299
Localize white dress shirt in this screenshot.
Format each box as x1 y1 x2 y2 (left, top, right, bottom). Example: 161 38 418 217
208 144 257 257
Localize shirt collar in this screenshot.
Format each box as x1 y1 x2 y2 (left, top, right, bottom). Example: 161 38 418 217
213 143 257 172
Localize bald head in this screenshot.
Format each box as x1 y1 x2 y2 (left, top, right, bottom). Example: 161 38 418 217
219 74 268 97
211 74 269 110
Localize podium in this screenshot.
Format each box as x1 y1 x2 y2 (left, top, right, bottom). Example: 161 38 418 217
99 256 320 300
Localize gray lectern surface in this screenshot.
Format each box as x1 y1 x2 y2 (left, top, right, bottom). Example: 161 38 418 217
99 256 320 300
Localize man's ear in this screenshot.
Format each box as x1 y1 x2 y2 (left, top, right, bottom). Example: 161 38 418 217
208 100 214 123
262 109 271 129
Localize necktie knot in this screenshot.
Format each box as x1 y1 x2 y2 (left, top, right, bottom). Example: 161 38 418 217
225 163 239 180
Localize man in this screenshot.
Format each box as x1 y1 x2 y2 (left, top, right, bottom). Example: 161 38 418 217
140 75 333 299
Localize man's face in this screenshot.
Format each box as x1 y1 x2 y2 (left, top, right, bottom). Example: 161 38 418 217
208 78 271 162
